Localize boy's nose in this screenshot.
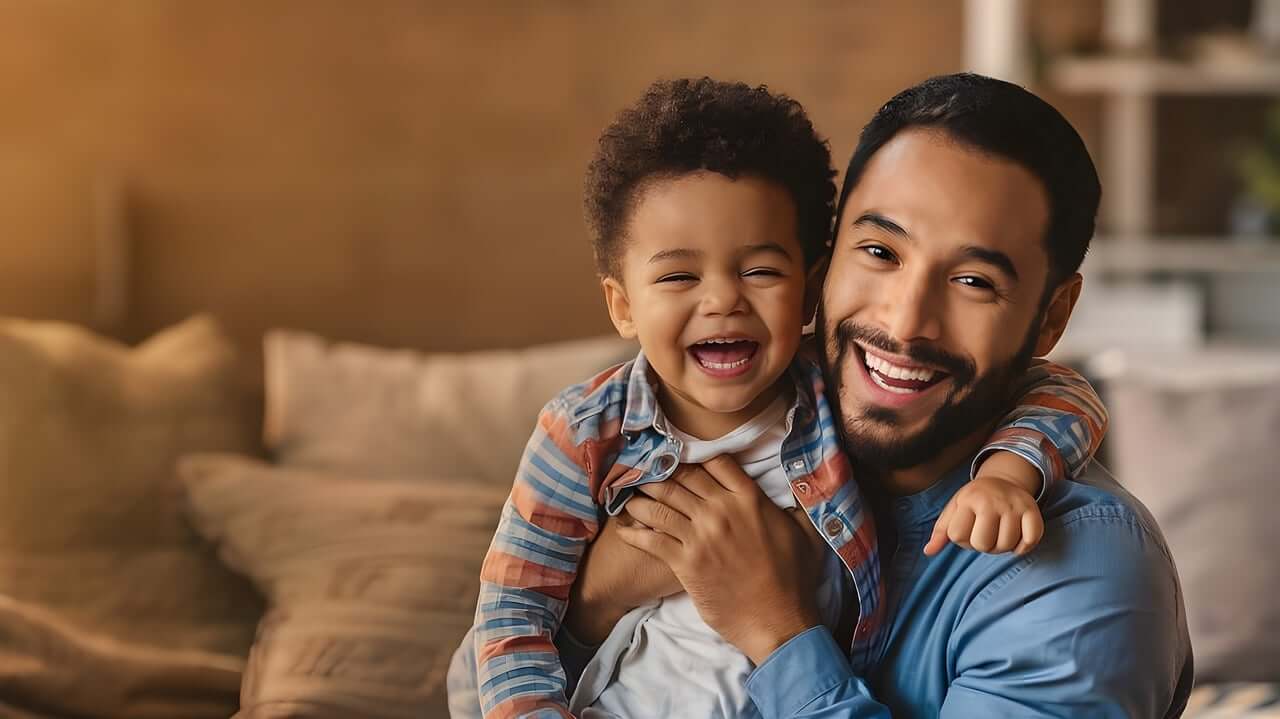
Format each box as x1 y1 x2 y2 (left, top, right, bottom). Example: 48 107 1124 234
699 278 748 316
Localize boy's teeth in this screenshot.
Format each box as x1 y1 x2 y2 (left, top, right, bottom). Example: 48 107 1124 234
862 352 937 382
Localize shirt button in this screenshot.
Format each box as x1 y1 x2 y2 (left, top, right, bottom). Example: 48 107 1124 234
795 481 811 495
824 517 843 537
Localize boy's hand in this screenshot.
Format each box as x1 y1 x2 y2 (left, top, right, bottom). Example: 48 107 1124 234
924 452 1046 557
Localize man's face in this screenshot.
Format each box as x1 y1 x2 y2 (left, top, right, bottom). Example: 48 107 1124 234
819 128 1065 470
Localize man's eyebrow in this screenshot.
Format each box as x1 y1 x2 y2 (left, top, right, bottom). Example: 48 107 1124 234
959 245 1020 283
648 248 701 263
851 212 912 241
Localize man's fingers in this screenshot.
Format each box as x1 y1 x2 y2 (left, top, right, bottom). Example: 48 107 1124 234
637 477 704 518
623 496 692 540
615 523 682 565
667 463 722 500
701 454 757 493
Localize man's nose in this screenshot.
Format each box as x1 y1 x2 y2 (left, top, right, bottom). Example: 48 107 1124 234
881 271 943 342
699 276 748 316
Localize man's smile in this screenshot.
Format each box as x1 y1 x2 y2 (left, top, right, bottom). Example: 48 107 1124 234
850 341 952 409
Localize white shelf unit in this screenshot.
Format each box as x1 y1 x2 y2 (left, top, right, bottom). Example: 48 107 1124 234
1049 56 1280 96
1083 236 1280 274
965 0 1280 263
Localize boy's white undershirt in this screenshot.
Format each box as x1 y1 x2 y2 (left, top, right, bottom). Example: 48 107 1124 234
570 394 851 719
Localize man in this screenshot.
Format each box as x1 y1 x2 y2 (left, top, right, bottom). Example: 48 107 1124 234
571 73 1193 717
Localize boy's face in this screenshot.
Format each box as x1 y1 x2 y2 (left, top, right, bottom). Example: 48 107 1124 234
602 171 811 432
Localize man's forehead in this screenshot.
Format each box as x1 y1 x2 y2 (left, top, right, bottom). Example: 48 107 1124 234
841 129 1051 269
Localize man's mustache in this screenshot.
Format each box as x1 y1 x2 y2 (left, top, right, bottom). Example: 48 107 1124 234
834 322 976 387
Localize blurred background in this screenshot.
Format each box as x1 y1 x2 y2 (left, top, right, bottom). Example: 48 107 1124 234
4 0 1278 357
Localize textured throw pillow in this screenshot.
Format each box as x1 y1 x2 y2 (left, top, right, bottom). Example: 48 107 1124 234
1106 353 1280 682
180 453 507 718
0 594 242 719
0 316 264 666
263 330 634 486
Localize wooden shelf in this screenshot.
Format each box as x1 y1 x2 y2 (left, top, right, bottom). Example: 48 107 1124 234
1083 237 1280 273
1048 56 1280 95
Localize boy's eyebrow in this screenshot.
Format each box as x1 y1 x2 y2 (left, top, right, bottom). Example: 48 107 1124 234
851 212 912 241
742 242 794 260
648 243 794 264
959 245 1020 283
648 248 701 263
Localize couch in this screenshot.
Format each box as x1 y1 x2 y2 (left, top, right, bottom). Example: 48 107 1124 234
0 316 1274 717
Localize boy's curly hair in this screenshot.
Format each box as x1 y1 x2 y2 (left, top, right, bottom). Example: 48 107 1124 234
584 77 836 278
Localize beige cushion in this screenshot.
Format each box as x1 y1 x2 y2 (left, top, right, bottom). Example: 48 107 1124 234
0 315 264 662
0 594 242 718
180 453 507 718
1105 349 1280 681
263 330 635 485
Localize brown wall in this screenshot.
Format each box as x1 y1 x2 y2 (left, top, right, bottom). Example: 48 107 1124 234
0 1 972 353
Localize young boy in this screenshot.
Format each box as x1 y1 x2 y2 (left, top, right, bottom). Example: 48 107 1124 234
449 78 1106 719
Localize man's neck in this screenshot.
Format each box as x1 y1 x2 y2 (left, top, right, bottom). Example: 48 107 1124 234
878 419 999 496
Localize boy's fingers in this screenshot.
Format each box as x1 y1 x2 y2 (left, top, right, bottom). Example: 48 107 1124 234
970 514 999 553
1017 510 1045 555
996 513 1022 552
924 506 953 556
947 508 977 545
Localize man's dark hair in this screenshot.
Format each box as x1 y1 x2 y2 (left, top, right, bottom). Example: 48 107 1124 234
585 77 836 278
835 73 1101 292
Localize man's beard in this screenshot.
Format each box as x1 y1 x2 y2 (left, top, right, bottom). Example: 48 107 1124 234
816 306 1040 472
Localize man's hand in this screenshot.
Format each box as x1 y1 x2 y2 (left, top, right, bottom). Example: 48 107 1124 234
614 455 825 665
563 513 683 645
924 452 1045 557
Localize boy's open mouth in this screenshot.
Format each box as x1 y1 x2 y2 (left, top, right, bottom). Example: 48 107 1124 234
688 337 759 375
860 345 948 395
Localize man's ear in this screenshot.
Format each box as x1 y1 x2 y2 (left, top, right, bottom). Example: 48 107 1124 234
802 255 829 326
601 276 638 339
1033 272 1083 356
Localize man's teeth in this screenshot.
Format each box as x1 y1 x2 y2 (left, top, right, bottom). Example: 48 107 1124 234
863 352 937 382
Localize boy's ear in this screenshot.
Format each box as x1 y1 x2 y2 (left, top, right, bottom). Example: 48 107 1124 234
601 277 638 339
802 256 829 326
1033 272 1083 357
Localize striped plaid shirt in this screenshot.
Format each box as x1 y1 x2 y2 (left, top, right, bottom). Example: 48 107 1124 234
470 346 1107 719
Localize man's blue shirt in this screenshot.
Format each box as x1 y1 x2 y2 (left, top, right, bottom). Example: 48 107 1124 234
746 461 1194 718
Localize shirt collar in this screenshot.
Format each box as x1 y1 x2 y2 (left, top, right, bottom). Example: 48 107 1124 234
621 350 663 433
888 459 974 527
619 350 817 435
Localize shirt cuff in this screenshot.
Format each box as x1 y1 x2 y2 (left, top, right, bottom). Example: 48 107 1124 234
971 445 1049 502
746 626 854 719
